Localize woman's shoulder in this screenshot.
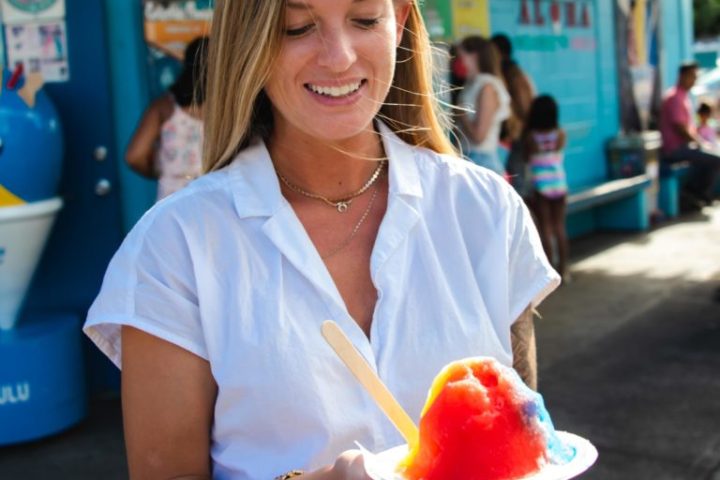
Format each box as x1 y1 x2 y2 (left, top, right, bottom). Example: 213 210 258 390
474 74 510 108
409 145 528 241
152 93 176 122
412 145 517 206
130 168 236 240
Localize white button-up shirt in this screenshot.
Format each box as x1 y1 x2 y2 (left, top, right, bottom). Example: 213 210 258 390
85 123 559 479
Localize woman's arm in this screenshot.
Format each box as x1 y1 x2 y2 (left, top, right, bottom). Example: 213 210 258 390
511 305 537 390
557 129 567 151
461 84 500 145
122 326 217 479
125 95 174 178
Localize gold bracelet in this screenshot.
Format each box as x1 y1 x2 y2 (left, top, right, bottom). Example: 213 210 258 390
274 470 304 480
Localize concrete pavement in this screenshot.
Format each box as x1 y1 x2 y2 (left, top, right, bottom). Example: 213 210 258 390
0 205 718 479
537 204 720 479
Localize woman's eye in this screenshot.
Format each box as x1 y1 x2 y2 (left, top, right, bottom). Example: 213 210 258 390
354 18 380 29
285 24 314 37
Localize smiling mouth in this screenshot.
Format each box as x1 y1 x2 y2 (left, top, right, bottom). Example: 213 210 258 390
305 80 366 98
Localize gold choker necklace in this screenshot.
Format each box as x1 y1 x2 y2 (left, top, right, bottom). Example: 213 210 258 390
277 160 387 213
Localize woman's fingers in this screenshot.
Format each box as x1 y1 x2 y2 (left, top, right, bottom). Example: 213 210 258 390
332 450 373 480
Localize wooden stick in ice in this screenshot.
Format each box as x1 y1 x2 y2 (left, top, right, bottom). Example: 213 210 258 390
321 320 419 448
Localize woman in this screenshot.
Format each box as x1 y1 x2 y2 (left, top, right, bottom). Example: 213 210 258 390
457 35 512 176
125 36 208 200
491 33 537 201
84 1 559 479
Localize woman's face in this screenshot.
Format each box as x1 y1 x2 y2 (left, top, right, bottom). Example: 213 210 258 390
265 0 411 143
458 48 478 77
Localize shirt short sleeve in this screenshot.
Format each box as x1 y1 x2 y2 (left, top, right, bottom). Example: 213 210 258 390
83 209 207 369
506 190 561 323
668 94 688 125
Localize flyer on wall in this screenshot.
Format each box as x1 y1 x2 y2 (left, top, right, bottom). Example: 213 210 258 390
4 20 69 82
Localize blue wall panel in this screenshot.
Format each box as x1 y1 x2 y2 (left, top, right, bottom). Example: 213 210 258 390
104 0 156 233
661 0 694 91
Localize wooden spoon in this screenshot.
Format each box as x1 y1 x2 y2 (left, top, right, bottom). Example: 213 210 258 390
321 320 419 448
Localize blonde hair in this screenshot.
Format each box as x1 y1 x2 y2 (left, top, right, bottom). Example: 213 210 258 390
203 0 456 172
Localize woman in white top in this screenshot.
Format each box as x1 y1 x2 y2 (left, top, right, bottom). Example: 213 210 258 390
457 35 512 176
84 1 559 479
125 37 208 200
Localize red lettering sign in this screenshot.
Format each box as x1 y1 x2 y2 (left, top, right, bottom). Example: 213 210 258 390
581 3 591 27
520 0 531 25
566 2 577 27
551 1 561 22
517 0 590 30
534 0 545 25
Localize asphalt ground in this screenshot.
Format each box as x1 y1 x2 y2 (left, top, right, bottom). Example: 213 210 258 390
0 204 718 480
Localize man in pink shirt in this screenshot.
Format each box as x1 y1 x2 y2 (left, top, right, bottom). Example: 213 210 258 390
660 62 720 205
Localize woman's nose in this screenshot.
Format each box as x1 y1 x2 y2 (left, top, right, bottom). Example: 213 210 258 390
317 27 357 72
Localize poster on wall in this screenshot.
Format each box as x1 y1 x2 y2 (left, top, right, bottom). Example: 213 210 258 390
4 20 68 81
451 0 490 39
420 0 453 40
0 0 65 23
616 0 661 132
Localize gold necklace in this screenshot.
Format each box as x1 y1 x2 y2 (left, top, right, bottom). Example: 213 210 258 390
322 178 382 259
277 160 387 213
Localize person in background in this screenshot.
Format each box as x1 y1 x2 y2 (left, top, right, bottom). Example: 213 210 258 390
524 95 569 282
84 1 559 478
491 33 535 141
491 33 537 202
447 43 468 150
697 102 718 148
456 35 511 176
125 36 209 200
447 43 467 108
660 62 720 206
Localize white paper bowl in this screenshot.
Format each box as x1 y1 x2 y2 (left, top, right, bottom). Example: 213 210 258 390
362 431 598 480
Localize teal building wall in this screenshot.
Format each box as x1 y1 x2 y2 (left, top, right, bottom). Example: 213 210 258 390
661 0 694 91
104 0 157 232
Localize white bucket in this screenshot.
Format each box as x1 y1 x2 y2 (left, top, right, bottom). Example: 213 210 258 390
0 198 63 330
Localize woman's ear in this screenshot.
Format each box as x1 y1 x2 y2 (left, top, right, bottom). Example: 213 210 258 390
394 1 412 47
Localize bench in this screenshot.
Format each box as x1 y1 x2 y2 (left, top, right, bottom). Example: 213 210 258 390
658 161 691 219
566 174 652 234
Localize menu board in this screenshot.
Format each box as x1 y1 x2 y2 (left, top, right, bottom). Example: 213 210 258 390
144 0 212 60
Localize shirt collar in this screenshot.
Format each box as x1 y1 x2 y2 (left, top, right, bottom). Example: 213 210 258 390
229 120 424 219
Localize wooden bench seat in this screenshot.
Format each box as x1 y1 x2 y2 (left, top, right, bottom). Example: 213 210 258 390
566 174 652 232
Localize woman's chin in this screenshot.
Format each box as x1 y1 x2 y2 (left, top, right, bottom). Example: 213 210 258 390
298 118 377 143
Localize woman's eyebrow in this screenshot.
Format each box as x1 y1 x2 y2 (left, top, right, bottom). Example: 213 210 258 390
286 0 369 10
286 1 310 10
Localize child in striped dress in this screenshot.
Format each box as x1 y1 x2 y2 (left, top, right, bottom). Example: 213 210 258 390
525 95 570 281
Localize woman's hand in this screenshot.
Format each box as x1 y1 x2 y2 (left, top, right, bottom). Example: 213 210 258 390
301 450 372 480
331 450 373 480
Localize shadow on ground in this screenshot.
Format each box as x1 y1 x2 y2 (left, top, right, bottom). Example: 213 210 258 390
538 272 720 480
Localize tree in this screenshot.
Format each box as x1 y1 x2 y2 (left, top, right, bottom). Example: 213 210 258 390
695 0 720 38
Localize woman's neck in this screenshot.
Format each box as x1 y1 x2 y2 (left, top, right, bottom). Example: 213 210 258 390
268 123 385 199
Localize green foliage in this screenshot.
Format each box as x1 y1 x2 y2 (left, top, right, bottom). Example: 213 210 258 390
695 0 720 38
